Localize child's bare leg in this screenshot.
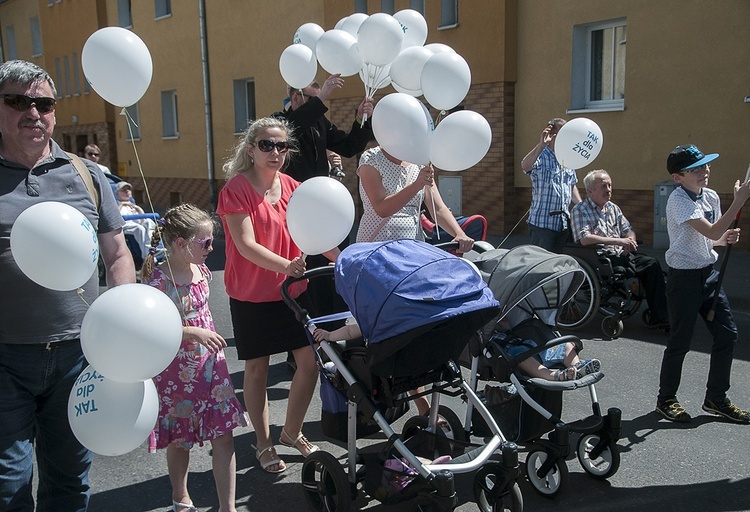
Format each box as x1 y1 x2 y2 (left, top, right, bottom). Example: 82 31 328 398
517 358 559 380
211 433 237 512
562 342 580 367
408 387 431 415
167 444 192 510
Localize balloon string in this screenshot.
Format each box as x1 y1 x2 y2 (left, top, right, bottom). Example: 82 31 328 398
77 287 90 307
497 208 530 248
121 108 186 324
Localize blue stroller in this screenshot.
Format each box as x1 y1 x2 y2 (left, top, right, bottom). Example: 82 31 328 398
461 245 622 498
282 239 523 512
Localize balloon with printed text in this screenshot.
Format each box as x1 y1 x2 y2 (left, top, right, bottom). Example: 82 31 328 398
67 366 159 456
554 118 604 170
10 201 99 291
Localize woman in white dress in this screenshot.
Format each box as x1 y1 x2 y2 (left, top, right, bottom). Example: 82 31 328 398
356 146 474 415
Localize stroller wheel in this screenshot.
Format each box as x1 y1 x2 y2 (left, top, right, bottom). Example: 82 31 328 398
401 405 466 460
577 434 621 479
301 451 353 512
473 463 524 512
524 450 568 498
601 316 623 338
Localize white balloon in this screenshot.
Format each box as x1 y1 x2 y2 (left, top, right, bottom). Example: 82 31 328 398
81 283 183 383
279 44 318 89
10 201 99 291
357 13 404 66
390 46 434 91
394 9 428 49
391 82 423 97
287 177 355 255
316 29 363 77
424 43 455 55
359 63 391 91
430 110 492 171
82 27 153 107
341 13 368 37
334 16 348 31
554 118 604 170
68 366 158 456
372 93 434 165
293 22 324 55
421 52 471 111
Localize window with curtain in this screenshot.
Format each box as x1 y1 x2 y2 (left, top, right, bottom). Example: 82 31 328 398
125 103 141 141
30 17 43 56
233 78 256 134
118 0 132 28
155 0 171 18
571 18 626 111
161 90 179 138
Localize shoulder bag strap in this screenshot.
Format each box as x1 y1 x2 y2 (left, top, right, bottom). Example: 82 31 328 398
66 152 100 212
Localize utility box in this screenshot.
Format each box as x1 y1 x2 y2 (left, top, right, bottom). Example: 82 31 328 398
654 181 678 249
438 175 462 215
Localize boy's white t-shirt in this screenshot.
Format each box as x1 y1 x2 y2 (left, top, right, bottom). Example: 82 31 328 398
665 186 720 269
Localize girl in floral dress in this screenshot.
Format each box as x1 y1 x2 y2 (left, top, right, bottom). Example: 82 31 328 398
141 204 249 512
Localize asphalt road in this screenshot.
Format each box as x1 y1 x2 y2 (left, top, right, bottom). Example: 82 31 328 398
83 253 750 512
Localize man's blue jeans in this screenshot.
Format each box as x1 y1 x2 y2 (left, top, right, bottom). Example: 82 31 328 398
0 341 92 512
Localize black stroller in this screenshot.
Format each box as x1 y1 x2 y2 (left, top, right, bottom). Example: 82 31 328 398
462 245 622 498
282 239 524 512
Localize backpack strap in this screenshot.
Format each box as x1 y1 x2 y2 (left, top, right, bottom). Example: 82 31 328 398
67 152 100 212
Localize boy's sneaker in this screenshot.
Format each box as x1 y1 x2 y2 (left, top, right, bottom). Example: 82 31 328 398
656 398 691 423
573 359 601 379
702 399 750 424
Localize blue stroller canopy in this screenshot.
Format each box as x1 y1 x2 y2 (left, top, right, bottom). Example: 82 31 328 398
335 239 499 346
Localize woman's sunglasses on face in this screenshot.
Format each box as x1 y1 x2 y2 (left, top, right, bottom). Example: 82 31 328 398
0 94 56 114
256 140 289 153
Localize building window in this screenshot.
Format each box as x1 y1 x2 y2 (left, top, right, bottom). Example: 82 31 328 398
233 78 256 134
54 58 63 99
63 55 72 97
118 0 132 28
5 25 17 60
354 0 367 14
125 103 141 141
381 0 395 14
410 0 425 14
72 53 81 95
155 0 171 19
571 18 626 111
161 90 179 138
30 17 43 56
439 0 458 28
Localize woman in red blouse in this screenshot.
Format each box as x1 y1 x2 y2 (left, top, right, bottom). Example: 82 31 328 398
217 117 337 474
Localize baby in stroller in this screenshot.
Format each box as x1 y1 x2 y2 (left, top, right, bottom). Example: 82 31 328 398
490 317 601 382
464 244 621 499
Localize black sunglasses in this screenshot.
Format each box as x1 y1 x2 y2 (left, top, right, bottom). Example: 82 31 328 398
0 94 56 114
256 140 289 153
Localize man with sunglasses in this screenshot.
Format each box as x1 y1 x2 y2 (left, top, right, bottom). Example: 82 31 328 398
655 144 750 424
0 60 135 510
521 118 582 254
83 143 109 174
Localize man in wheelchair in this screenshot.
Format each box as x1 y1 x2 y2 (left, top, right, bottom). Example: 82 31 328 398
571 170 669 329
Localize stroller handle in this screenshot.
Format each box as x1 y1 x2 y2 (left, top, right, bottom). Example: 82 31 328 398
433 241 490 254
280 266 335 323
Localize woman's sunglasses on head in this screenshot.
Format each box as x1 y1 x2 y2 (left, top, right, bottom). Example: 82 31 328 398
0 94 56 114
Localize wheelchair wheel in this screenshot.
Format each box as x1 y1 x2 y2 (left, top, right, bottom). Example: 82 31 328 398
556 257 600 330
601 316 623 338
525 450 568 498
577 434 621 480
301 451 352 512
474 463 524 512
600 276 642 320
